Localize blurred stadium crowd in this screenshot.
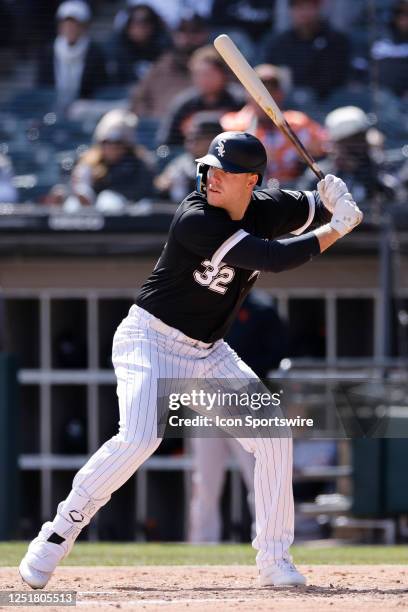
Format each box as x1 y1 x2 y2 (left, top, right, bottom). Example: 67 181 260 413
0 0 406 212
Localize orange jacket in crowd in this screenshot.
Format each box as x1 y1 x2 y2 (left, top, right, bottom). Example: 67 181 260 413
221 105 327 184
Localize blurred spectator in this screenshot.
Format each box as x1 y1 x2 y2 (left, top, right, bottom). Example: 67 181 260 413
221 64 327 186
131 14 209 118
114 1 213 30
106 3 170 86
275 0 368 34
296 106 394 208
226 290 289 377
37 1 107 113
371 0 408 98
157 45 243 146
262 0 351 99
210 0 275 41
66 109 155 210
155 112 221 202
0 153 17 204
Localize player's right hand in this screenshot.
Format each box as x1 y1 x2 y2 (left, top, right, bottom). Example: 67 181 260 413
317 174 349 213
330 194 363 236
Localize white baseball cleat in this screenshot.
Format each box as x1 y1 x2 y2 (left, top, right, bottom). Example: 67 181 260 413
19 523 69 590
19 557 53 590
259 558 306 587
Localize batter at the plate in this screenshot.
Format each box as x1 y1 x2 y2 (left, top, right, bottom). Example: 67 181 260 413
19 131 362 589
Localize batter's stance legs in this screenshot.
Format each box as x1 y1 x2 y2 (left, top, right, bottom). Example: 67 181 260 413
20 313 165 589
20 307 305 588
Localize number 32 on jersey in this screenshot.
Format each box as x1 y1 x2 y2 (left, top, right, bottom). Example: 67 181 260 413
193 260 235 294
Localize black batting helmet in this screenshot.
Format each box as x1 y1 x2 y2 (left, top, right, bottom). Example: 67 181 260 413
195 131 267 194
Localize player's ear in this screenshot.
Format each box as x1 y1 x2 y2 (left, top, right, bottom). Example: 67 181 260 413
247 173 259 188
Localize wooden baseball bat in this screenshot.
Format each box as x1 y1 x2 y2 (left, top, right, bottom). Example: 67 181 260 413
214 34 325 181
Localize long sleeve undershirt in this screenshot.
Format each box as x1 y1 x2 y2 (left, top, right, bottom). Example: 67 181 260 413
224 231 321 273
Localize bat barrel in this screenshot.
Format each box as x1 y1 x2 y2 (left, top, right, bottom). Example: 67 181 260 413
214 33 325 181
214 34 284 127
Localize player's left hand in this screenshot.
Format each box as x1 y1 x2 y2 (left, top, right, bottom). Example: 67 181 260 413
317 174 349 213
330 193 363 236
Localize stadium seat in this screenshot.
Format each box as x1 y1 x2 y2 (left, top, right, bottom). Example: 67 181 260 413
36 119 91 152
0 113 21 142
1 88 57 119
9 142 60 203
93 85 129 101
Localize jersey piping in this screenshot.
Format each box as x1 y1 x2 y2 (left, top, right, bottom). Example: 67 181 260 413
210 228 249 268
290 191 315 235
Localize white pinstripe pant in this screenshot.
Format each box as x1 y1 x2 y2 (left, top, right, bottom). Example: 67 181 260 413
49 305 294 570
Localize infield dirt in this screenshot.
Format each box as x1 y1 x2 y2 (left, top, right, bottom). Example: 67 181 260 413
1 565 408 611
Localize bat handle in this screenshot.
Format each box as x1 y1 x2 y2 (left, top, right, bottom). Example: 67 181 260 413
312 164 325 181
281 117 325 181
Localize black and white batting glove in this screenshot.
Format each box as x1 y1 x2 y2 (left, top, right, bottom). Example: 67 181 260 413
317 174 349 213
330 193 363 236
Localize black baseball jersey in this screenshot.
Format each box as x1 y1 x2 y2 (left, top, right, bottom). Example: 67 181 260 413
137 188 329 342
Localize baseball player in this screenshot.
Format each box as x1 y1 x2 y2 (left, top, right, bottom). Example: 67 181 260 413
19 131 362 589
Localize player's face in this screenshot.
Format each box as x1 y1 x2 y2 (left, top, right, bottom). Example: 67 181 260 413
206 167 258 214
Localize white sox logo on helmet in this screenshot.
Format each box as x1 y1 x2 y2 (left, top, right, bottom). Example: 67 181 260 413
215 139 226 157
